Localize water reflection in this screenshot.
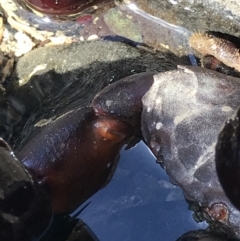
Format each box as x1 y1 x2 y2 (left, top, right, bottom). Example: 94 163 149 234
77 141 207 241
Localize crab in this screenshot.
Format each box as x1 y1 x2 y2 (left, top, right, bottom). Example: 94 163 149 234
1 1 240 237
2 53 240 240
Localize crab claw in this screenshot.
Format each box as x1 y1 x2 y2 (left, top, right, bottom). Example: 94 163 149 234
17 107 134 213
92 72 155 127
16 72 155 214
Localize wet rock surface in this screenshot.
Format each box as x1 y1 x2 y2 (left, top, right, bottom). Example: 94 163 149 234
2 0 240 58
128 0 240 39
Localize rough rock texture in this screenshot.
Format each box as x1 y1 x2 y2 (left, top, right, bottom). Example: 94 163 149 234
130 0 240 37
101 0 240 56
3 0 240 57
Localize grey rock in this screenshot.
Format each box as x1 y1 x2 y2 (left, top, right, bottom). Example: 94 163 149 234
107 0 240 56
130 0 240 38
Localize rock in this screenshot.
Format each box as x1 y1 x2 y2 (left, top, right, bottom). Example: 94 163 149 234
126 0 240 39
2 0 240 57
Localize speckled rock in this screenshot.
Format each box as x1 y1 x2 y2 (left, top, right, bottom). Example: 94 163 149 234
127 0 240 37
99 0 240 56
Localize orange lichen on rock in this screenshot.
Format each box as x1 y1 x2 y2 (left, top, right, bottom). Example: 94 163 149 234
189 32 240 72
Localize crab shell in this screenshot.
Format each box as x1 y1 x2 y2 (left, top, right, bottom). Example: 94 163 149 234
141 66 240 237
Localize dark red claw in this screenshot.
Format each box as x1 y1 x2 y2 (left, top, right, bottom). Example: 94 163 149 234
16 72 154 213
17 107 134 213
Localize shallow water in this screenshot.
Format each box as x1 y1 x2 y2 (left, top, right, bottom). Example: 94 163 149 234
75 141 207 241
